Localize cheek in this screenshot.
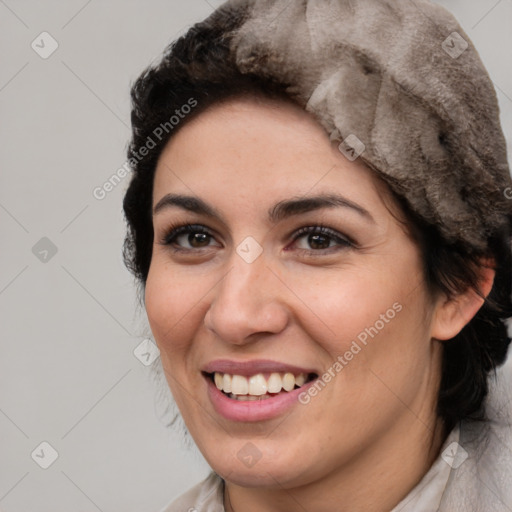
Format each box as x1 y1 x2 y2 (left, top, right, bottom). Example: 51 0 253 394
144 261 208 353
326 284 435 415
288 258 433 402
288 266 409 354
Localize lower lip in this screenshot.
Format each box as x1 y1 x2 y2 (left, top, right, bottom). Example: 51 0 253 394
205 374 317 422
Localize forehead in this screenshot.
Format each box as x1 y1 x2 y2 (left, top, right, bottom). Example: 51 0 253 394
155 95 363 180
170 94 330 153
152 95 402 223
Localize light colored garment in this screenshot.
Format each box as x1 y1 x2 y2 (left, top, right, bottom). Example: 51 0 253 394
160 363 512 512
391 426 460 512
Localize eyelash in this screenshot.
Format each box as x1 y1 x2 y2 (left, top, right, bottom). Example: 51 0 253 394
158 222 355 255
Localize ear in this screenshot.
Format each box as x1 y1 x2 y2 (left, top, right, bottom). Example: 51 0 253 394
431 259 495 341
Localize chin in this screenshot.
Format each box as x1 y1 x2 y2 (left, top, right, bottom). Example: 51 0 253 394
202 440 316 488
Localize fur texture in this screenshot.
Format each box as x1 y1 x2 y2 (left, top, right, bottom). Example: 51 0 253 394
221 0 512 252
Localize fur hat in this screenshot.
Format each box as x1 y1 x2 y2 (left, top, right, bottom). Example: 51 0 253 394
213 0 512 252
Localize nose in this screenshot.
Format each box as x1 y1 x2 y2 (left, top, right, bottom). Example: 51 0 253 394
203 252 289 345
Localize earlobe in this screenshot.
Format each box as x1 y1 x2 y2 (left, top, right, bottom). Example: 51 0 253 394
431 260 495 341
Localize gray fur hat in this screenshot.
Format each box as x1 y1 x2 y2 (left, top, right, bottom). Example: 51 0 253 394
215 0 512 252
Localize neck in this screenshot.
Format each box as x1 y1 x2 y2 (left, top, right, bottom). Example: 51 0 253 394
224 413 448 512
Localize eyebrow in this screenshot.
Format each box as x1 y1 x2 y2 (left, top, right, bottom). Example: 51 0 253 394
152 193 375 224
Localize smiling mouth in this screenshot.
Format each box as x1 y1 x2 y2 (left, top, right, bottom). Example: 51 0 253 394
204 371 318 401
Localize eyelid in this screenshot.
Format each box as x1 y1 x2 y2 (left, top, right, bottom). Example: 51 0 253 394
290 224 355 247
158 221 355 254
158 223 219 248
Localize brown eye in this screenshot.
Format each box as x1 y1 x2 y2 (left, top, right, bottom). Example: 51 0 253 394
186 232 210 248
159 224 220 251
306 233 331 250
291 226 353 253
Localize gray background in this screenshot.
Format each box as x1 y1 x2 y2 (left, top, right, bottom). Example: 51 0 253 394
1 1 511 511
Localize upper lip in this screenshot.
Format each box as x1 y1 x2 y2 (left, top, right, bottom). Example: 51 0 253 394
202 359 318 376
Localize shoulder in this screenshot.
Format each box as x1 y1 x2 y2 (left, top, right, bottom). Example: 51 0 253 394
439 361 512 511
159 471 225 512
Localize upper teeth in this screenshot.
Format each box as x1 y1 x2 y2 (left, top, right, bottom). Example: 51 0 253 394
213 372 307 395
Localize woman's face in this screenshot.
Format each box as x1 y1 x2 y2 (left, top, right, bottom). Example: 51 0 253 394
145 96 445 487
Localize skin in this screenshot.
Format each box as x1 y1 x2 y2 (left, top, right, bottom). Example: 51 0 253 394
145 96 494 512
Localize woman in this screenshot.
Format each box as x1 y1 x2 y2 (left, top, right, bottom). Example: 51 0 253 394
122 1 512 510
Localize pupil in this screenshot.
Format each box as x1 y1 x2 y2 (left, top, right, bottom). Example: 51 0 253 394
309 234 329 249
190 233 209 247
